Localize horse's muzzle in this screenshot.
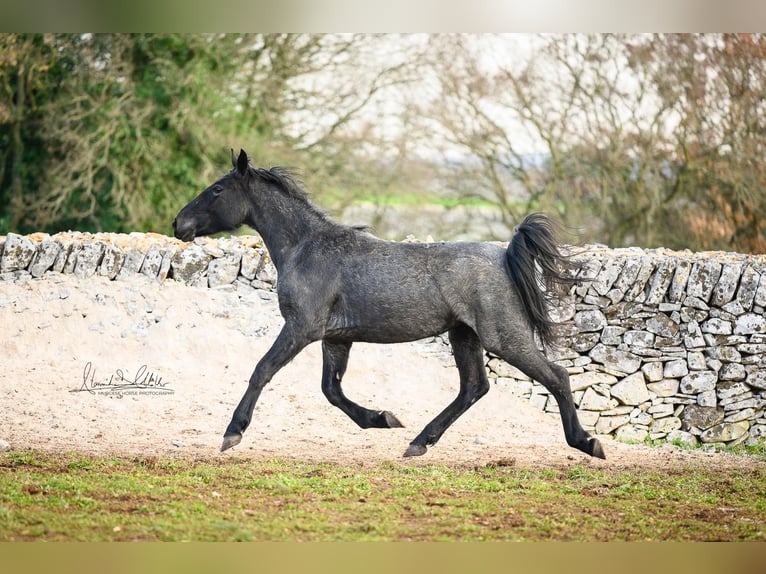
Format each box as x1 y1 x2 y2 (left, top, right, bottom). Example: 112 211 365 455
172 217 195 242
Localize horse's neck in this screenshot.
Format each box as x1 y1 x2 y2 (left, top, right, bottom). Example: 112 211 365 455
247 190 331 271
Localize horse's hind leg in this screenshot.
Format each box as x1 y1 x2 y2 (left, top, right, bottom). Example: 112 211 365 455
488 338 605 459
404 324 489 457
321 340 404 429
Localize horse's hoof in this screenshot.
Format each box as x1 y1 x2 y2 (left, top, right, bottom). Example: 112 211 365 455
221 433 242 452
382 411 404 428
403 444 427 457
590 438 606 460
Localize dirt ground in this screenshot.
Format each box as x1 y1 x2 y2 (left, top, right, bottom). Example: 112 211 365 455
1 273 763 472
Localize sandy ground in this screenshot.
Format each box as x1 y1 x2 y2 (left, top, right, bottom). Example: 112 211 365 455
1 273 762 472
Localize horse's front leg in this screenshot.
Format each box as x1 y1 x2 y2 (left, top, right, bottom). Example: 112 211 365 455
321 340 404 429
221 323 313 452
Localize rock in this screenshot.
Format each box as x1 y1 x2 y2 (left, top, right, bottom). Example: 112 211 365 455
686 351 707 370
736 265 760 310
645 257 677 305
624 330 654 348
62 243 82 274
697 390 717 407
569 371 617 392
240 249 263 280
650 416 682 434
73 241 105 279
687 260 722 302
51 242 73 273
589 344 641 374
256 261 278 285
170 244 213 285
158 246 178 280
700 420 750 444
711 262 743 306
596 414 630 434
116 249 146 280
615 424 648 443
600 325 625 345
646 313 680 338
718 363 745 381
734 313 766 335
755 273 766 308
680 371 717 394
663 359 688 378
681 404 724 430
208 254 241 287
717 381 751 400
610 371 650 406
487 358 531 380
746 370 766 390
624 257 657 302
590 257 624 295
0 233 37 272
0 438 10 451
579 387 617 411
666 429 698 448
28 239 61 277
668 259 692 302
647 379 679 397
575 309 607 332
100 245 126 279
641 361 664 382
140 246 164 279
701 318 732 335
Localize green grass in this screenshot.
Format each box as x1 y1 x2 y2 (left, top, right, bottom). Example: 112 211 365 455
1 450 765 541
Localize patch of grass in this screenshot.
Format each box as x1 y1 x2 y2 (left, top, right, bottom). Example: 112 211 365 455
1 451 764 541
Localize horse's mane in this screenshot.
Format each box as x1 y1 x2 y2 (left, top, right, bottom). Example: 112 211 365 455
251 166 335 224
252 166 310 202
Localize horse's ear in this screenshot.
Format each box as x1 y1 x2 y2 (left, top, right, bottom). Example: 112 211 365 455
230 148 237 169
236 149 249 175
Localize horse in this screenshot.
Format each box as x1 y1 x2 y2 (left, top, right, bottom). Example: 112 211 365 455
173 149 605 460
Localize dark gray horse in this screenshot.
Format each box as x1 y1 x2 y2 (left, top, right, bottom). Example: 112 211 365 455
173 149 605 460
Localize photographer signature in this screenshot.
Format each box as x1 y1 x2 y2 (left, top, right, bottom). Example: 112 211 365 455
72 362 173 395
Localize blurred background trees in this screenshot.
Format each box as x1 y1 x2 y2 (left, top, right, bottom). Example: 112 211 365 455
2 33 765 253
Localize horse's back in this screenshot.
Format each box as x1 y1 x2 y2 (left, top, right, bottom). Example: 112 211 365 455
323 236 513 342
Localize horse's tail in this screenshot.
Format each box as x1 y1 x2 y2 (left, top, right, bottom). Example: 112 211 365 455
506 213 584 350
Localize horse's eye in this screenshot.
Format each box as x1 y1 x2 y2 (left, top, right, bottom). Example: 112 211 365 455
212 186 223 197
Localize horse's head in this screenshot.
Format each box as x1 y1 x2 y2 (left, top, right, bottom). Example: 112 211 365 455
173 148 252 242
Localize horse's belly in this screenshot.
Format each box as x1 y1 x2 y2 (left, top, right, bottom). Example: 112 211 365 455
326 294 454 343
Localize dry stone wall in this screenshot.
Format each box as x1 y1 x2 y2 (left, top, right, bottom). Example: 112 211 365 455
2 232 765 448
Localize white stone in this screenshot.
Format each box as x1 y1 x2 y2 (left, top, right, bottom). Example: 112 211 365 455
596 414 630 435
647 379 679 397
700 420 750 443
697 390 717 407
575 309 607 332
680 371 717 394
569 371 618 392
579 387 617 411
611 371 650 406
663 359 688 378
615 425 648 443
641 361 664 382
651 416 682 434
734 313 766 335
666 429 698 448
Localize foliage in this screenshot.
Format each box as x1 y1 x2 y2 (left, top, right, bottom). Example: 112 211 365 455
0 33 414 235
417 33 766 252
3 34 766 252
